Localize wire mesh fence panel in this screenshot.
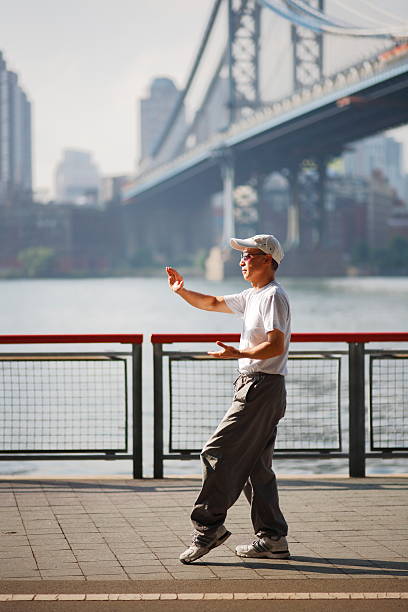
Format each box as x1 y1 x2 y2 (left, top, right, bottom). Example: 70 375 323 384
0 358 128 452
281 356 341 451
169 357 237 452
168 354 341 453
370 354 408 450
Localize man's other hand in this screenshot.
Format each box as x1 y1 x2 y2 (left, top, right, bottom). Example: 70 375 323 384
208 341 240 359
166 266 184 293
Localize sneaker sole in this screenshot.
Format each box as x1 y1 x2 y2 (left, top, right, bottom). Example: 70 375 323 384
180 530 232 564
236 550 290 559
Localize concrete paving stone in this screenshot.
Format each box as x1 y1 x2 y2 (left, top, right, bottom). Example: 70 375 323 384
78 562 125 575
0 535 29 547
161 560 193 569
0 547 34 559
127 573 174 580
0 528 26 537
22 519 60 529
52 507 87 515
69 543 113 552
34 552 77 564
151 547 187 556
101 534 142 543
36 559 80 570
0 558 37 570
57 594 86 600
61 527 99 534
30 544 71 554
24 529 63 537
65 534 105 543
83 574 129 580
57 516 95 524
115 556 162 565
27 534 67 544
20 509 55 518
74 550 117 561
105 543 147 553
212 572 264 579
0 570 41 580
170 572 217 580
122 565 168 574
112 550 157 559
39 567 84 577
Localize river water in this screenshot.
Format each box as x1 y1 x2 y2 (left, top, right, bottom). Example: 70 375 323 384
1 275 407 477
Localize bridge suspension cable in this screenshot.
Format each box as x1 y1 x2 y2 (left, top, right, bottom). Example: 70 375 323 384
258 0 408 39
357 0 408 25
150 0 223 159
284 0 408 36
330 0 400 27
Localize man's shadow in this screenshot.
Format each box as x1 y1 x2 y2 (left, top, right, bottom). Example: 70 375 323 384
197 555 408 576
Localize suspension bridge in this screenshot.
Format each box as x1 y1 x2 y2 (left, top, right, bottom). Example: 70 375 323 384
123 0 408 276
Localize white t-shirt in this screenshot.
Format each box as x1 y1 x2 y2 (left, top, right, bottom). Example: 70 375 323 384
224 280 291 375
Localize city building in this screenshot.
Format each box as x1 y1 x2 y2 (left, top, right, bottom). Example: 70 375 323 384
343 134 405 200
100 174 130 207
0 50 32 207
139 77 185 165
54 149 100 205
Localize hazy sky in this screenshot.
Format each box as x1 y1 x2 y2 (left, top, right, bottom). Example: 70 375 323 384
0 0 407 194
0 0 214 194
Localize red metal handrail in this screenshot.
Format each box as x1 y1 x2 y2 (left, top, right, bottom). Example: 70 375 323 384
151 332 408 344
0 334 143 344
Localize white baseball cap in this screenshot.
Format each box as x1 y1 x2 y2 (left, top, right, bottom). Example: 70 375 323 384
230 234 284 265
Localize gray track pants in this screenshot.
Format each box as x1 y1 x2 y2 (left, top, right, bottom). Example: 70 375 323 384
191 372 288 539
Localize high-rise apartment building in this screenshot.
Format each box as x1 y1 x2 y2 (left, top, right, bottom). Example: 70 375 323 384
0 51 32 206
139 77 185 165
55 149 100 205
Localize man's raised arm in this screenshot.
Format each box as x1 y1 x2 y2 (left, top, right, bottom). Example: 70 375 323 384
166 266 232 313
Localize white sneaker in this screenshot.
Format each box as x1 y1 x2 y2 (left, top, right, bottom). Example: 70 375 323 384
179 526 231 564
235 535 290 559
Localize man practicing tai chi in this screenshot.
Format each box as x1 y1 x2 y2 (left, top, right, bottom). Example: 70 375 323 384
166 233 291 564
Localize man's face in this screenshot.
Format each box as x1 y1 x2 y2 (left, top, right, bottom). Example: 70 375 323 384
239 248 271 282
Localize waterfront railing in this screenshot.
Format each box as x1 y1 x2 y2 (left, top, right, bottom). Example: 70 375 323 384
0 334 143 478
1 332 407 479
152 333 408 479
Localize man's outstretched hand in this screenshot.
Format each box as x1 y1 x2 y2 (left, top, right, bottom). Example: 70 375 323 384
166 266 184 293
208 341 241 359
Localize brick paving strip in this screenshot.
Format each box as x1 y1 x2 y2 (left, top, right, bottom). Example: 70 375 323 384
0 592 408 600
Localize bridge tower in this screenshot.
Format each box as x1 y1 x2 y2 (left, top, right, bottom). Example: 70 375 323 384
287 0 327 249
292 0 324 91
219 0 261 250
227 0 261 124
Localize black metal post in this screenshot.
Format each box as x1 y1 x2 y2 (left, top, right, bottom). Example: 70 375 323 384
131 343 143 478
153 343 164 478
348 342 366 477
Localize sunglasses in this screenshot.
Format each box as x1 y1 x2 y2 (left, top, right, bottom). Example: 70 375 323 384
240 252 265 262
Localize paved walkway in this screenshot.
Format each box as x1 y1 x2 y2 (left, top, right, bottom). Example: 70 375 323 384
0 475 407 607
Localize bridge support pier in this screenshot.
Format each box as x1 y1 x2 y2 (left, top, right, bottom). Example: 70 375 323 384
316 155 328 247
286 164 301 249
285 156 329 252
221 151 236 246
